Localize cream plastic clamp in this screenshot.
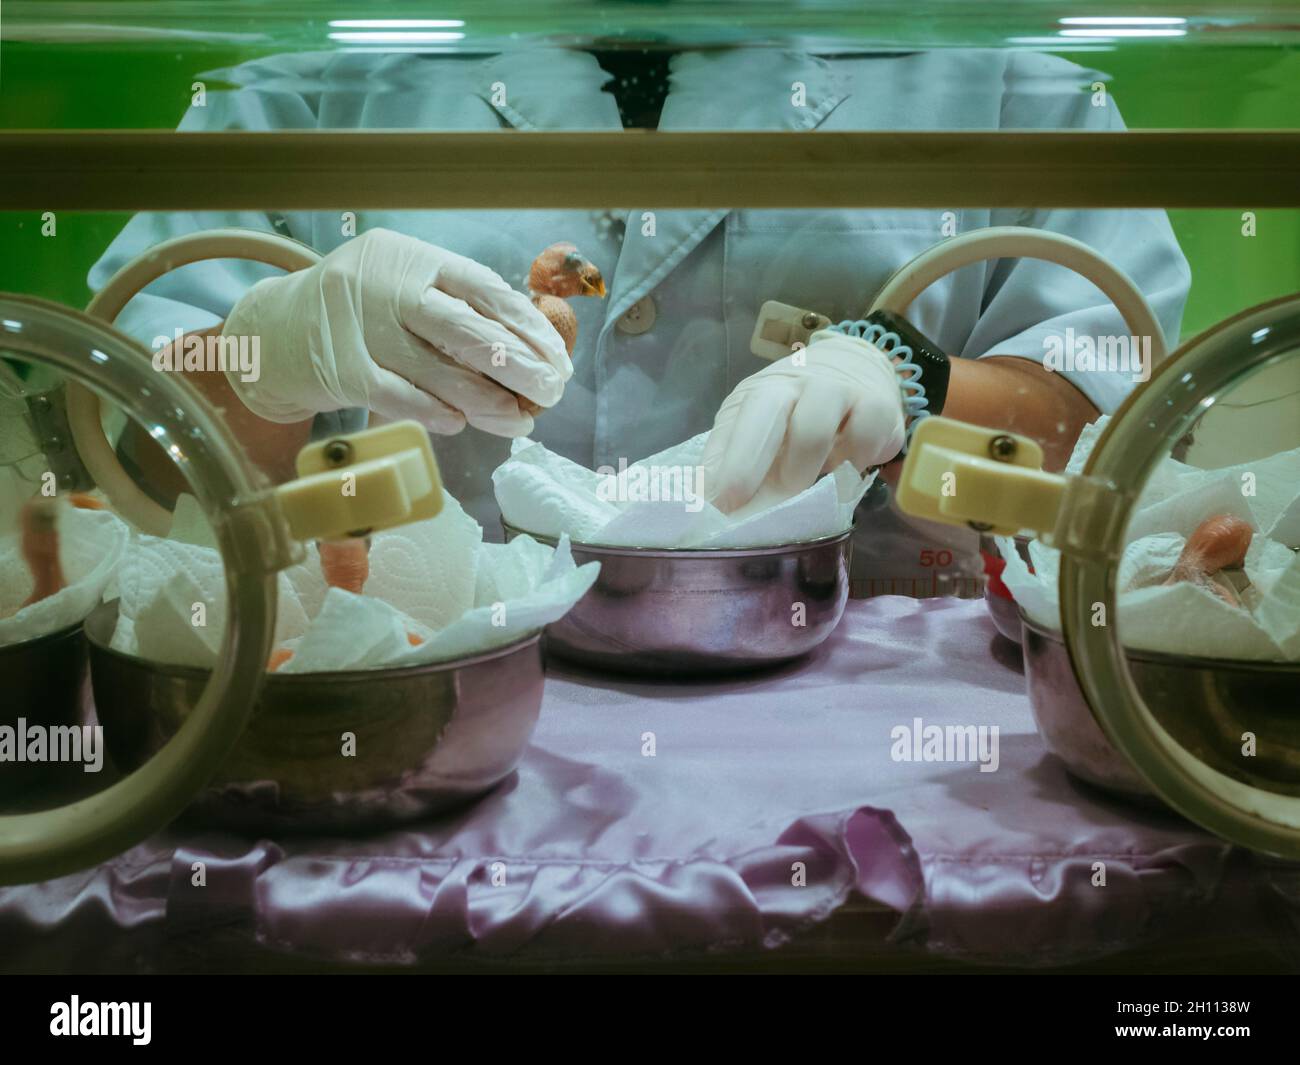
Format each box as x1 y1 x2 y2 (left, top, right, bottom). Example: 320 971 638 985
280 420 442 541
894 418 1061 538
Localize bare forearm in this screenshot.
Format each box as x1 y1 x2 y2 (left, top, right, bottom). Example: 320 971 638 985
126 325 313 495
943 355 1100 471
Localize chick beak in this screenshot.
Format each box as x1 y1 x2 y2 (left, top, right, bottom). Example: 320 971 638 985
580 272 607 298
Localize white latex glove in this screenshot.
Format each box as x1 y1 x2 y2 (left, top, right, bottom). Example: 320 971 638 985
221 228 571 436
701 330 906 514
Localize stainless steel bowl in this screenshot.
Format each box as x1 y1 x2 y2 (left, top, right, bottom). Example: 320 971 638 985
0 622 88 796
502 522 852 675
1022 612 1300 803
85 601 545 833
980 534 1031 645
984 587 1023 645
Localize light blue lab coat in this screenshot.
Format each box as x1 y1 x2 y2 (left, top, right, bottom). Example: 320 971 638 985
91 46 1190 573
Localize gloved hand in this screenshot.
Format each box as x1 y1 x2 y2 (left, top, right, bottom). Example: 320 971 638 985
701 330 907 513
221 228 571 436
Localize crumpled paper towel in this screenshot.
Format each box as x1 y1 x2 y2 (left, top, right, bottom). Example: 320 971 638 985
110 504 321 664
112 491 599 672
998 415 1300 661
0 504 128 648
492 433 874 549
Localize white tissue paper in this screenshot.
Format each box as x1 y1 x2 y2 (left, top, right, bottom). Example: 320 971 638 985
493 433 874 549
997 415 1300 661
111 491 599 672
0 505 128 648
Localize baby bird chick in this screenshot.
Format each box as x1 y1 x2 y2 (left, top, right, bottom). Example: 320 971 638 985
265 537 423 672
318 538 370 596
20 497 67 607
1164 513 1254 607
528 243 606 358
267 537 371 671
529 242 607 303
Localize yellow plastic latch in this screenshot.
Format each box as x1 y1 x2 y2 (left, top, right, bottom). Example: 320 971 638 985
274 420 443 541
895 416 1064 537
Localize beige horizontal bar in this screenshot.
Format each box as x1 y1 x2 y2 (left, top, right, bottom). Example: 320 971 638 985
1 130 1297 210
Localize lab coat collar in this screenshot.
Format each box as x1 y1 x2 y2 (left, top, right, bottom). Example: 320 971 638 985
598 50 850 326
658 48 850 131
478 47 850 328
476 45 849 132
475 49 622 131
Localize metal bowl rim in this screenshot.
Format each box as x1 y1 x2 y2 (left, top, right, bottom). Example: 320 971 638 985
1020 610 1300 675
501 520 854 558
0 619 85 658
84 600 543 685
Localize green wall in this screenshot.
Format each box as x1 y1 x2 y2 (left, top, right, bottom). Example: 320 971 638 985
2 37 1297 340
1096 45 1300 337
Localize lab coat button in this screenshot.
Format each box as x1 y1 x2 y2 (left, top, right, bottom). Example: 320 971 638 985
616 295 657 335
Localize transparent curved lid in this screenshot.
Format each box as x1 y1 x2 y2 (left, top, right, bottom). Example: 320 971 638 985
1063 294 1300 855
894 288 1300 853
0 295 279 884
0 280 443 884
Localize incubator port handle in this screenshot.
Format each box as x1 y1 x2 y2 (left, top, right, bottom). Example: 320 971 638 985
749 227 1167 368
870 226 1168 365
67 229 323 535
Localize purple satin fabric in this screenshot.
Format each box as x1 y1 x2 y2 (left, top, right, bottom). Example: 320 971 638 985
2 597 1293 969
